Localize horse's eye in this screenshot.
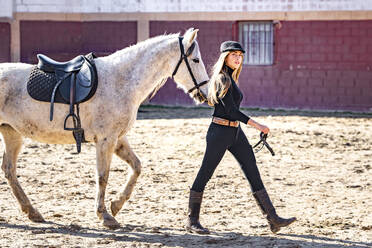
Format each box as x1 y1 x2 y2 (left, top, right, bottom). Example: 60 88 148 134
192 58 200 63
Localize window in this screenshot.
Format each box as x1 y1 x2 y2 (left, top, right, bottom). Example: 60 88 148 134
239 22 274 65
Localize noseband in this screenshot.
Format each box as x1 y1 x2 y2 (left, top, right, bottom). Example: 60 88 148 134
172 37 208 101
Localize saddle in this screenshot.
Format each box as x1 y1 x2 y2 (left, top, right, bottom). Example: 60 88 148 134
27 53 98 153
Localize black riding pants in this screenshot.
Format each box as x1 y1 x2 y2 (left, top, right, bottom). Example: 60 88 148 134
191 122 265 193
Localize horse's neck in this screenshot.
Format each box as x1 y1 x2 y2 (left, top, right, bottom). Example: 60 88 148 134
100 36 179 106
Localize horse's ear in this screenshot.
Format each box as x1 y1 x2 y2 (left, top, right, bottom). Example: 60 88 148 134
184 28 199 46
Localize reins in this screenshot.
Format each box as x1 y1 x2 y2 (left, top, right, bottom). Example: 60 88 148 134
253 132 275 156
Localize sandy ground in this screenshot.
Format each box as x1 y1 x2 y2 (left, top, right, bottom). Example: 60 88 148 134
0 106 371 248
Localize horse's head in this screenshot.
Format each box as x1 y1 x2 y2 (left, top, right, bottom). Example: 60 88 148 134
171 28 209 104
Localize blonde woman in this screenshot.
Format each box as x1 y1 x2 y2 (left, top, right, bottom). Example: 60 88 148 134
186 41 296 234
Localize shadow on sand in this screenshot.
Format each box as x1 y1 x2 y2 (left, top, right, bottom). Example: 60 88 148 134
0 221 370 248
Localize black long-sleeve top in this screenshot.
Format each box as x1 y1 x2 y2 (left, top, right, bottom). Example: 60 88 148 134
212 66 250 124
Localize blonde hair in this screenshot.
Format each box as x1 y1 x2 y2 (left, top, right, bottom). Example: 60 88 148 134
207 51 243 106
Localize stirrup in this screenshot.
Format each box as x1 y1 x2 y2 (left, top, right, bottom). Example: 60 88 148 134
63 113 80 131
64 112 86 153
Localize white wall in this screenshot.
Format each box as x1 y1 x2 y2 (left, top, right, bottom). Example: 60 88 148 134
13 0 372 13
0 0 13 18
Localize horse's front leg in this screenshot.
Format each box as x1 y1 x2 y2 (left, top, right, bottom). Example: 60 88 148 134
95 136 120 229
110 136 141 217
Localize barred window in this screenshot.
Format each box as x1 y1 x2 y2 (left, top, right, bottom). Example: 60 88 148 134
239 22 274 65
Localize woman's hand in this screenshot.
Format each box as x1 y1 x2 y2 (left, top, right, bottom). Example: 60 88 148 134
247 119 270 134
259 124 270 134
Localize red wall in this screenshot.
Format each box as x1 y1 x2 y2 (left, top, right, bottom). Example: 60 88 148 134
0 23 10 62
150 21 372 112
256 20 372 111
20 21 137 64
17 20 372 111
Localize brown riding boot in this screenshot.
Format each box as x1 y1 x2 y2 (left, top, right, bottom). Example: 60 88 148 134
185 190 210 234
253 188 296 233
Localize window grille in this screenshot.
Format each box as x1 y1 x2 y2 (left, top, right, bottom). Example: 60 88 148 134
239 22 274 65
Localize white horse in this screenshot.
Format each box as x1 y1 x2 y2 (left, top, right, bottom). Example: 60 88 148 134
0 28 209 229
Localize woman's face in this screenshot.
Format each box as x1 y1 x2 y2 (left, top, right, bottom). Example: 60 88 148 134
225 51 243 70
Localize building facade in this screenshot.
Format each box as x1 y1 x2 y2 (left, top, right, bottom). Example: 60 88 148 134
1 0 372 112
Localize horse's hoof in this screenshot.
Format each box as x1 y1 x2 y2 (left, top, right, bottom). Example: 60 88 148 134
28 209 45 223
110 200 120 217
102 213 120 229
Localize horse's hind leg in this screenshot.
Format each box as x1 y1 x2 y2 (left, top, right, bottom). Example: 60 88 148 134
110 136 141 217
0 124 44 222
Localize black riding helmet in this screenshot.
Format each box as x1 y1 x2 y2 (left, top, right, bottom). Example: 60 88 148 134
220 41 245 53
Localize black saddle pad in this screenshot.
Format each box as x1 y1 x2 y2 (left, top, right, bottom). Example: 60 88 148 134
27 66 67 104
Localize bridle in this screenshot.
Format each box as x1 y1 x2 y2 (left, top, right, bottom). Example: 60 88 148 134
172 36 208 102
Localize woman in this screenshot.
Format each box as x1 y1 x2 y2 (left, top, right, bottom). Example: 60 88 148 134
186 41 296 234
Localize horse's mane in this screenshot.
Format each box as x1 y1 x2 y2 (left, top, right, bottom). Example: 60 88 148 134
107 32 181 99
108 32 180 58
103 33 185 99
